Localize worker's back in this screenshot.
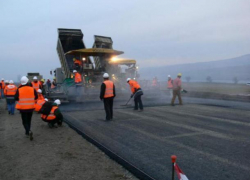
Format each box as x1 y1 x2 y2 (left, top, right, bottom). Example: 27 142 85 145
173 78 182 90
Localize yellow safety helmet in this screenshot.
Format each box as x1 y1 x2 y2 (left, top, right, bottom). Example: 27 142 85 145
53 77 56 80
177 73 182 77
41 79 45 82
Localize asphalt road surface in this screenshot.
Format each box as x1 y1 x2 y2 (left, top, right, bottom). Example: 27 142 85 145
61 96 250 180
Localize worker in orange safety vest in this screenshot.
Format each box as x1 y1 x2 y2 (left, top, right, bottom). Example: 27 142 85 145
15 76 38 140
127 78 143 111
167 75 173 98
100 73 115 121
37 89 45 100
73 70 83 96
0 78 5 99
171 73 183 106
73 57 83 72
4 80 17 115
31 76 41 91
51 77 57 91
34 98 48 112
41 99 63 128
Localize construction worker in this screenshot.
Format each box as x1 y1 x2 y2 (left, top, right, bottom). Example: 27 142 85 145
46 79 51 92
167 75 173 98
4 80 9 110
127 78 143 111
41 99 63 128
40 79 46 95
51 77 57 91
100 73 115 121
37 89 44 100
152 77 158 87
73 70 82 96
31 76 41 91
171 73 183 106
35 98 48 112
73 58 83 72
1 78 5 98
4 80 17 115
15 76 38 140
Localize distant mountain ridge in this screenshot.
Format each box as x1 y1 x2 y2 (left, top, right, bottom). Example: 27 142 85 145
140 54 250 82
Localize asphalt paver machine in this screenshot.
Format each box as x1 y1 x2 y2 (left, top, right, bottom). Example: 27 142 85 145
48 28 139 102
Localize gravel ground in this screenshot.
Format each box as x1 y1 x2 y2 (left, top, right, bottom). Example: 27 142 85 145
0 99 137 180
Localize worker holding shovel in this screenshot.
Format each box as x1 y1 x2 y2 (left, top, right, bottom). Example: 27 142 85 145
127 78 144 112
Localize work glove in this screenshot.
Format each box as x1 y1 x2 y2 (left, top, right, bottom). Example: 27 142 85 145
130 94 134 98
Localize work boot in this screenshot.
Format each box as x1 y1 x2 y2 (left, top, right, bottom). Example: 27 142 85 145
171 104 175 106
48 123 53 128
138 109 143 112
29 131 33 141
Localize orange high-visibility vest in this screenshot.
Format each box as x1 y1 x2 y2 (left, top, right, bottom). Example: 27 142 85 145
75 73 82 83
38 94 44 100
103 80 114 98
35 99 46 112
15 86 35 110
152 79 157 86
168 79 173 89
4 85 17 96
51 81 56 89
74 59 83 66
41 106 58 120
31 82 40 91
128 80 140 94
1 81 5 89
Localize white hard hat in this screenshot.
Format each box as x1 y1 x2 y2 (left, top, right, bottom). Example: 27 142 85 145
168 75 171 78
33 76 38 80
103 73 109 78
5 80 9 83
21 76 29 85
1 78 4 80
73 70 77 73
44 98 48 101
37 89 42 93
54 99 61 105
126 78 131 82
9 80 14 84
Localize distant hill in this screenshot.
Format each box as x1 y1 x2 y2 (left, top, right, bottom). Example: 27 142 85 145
139 54 250 83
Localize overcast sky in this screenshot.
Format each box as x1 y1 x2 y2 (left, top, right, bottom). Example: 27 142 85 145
0 0 249 80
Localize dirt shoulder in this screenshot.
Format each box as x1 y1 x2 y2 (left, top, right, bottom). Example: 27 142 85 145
0 100 137 180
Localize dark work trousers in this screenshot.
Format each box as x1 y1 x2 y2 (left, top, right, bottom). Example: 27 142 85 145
171 90 183 105
75 84 82 97
134 95 143 110
103 97 113 120
21 111 33 135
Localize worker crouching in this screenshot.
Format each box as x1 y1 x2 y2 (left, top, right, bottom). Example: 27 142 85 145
4 80 17 115
100 73 115 121
41 99 63 128
35 98 48 112
127 78 144 111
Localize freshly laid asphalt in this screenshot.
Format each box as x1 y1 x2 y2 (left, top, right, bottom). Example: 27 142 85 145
61 96 250 180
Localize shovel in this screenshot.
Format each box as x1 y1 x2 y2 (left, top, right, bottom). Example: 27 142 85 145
120 97 132 106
